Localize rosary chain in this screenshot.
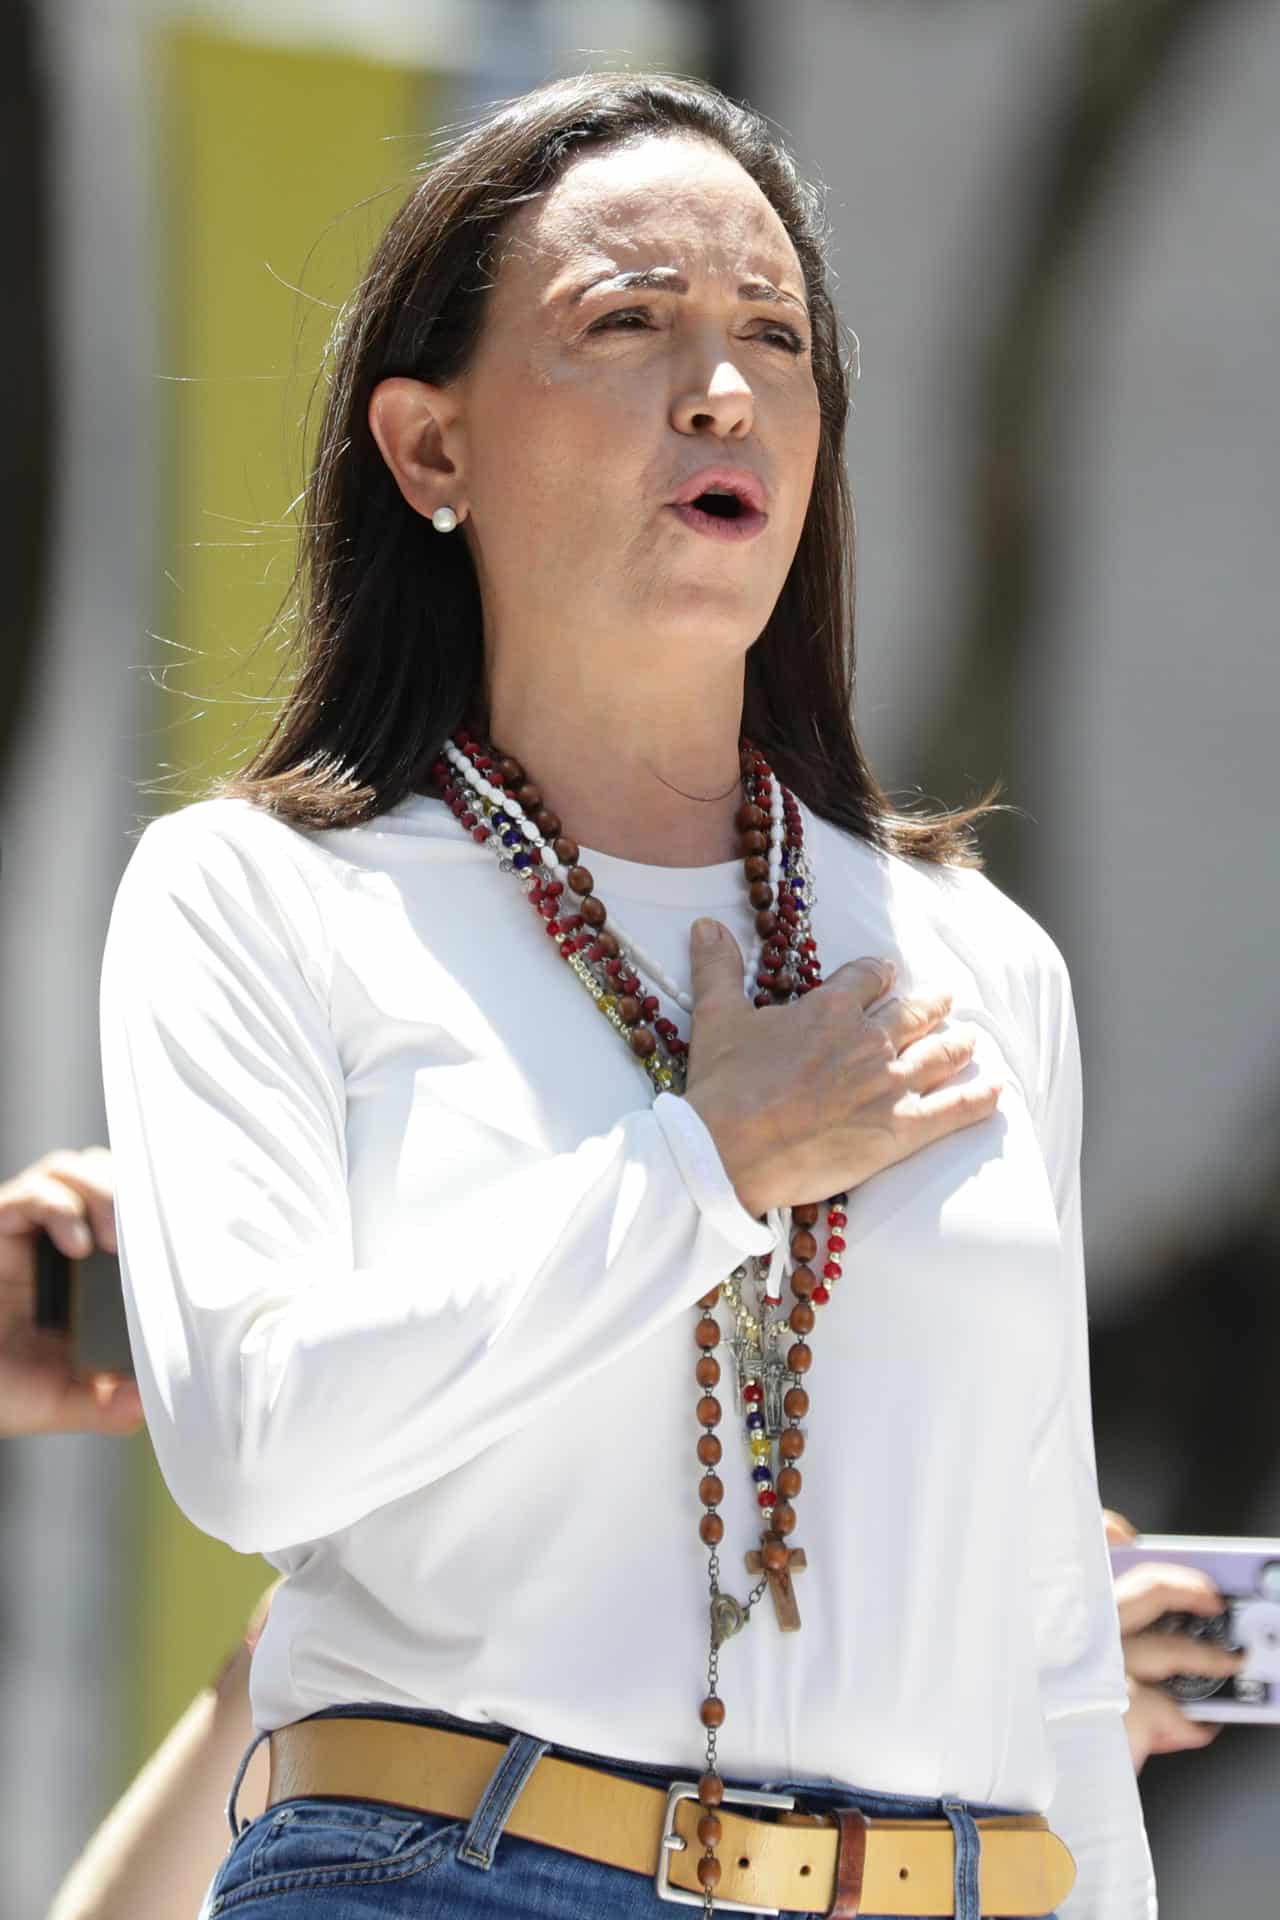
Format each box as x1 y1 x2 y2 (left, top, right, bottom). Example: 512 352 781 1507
437 732 836 1920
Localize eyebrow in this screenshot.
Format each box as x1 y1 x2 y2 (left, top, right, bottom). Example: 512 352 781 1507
565 267 808 314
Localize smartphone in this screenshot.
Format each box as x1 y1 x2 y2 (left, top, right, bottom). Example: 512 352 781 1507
1109 1536 1280 1724
33 1228 135 1379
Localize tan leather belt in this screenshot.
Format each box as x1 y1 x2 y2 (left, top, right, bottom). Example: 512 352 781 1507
266 1718 1075 1916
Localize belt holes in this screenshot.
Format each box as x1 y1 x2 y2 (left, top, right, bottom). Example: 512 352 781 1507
738 1856 750 1869
799 1864 811 1877
899 1867 910 1880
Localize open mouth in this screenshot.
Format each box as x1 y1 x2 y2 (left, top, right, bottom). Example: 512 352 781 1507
669 472 769 542
693 488 747 520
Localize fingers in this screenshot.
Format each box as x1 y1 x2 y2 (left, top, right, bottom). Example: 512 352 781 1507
1124 1630 1245 1686
37 1148 116 1253
854 987 998 1133
824 956 897 1012
689 919 747 1013
0 1171 99 1258
0 1147 116 1257
1104 1508 1138 1545
903 1075 1003 1145
1126 1680 1221 1770
1113 1563 1230 1635
865 987 952 1053
891 1025 979 1097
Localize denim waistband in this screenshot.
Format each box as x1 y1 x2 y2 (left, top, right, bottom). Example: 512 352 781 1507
291 1699 1026 1821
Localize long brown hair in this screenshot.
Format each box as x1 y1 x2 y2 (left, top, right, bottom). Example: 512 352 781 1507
217 72 995 866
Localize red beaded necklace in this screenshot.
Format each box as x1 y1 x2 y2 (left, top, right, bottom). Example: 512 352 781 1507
432 731 847 1913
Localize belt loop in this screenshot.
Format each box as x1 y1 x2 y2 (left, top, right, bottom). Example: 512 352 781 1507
226 1729 272 1840
826 1807 869 1917
941 1800 982 1920
456 1730 551 1871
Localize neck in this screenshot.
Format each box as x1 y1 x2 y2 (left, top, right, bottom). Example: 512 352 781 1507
481 645 747 868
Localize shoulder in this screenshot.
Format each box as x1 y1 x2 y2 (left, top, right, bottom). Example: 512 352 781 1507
803 807 1077 1127
109 789 465 973
126 793 310 859
893 853 1081 1156
804 805 1071 1000
126 789 463 887
900 856 1072 1015
107 798 337 998
118 795 326 914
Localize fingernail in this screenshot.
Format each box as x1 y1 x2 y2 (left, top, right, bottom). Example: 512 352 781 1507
69 1222 93 1255
692 919 721 948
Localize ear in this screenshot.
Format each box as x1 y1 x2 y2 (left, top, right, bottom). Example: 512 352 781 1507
367 377 467 526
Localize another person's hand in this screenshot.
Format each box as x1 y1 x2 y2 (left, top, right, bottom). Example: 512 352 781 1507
1104 1509 1243 1773
686 933 1000 1216
0 1147 143 1436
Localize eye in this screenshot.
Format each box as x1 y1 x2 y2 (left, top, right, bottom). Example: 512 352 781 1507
587 309 805 355
587 306 654 335
754 323 807 356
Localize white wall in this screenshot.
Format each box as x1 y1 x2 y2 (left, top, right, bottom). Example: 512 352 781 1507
742 0 1280 1305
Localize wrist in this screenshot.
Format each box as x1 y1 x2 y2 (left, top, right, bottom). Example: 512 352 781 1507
685 1089 765 1217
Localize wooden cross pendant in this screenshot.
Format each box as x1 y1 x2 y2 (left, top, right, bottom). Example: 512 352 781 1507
746 1545 807 1632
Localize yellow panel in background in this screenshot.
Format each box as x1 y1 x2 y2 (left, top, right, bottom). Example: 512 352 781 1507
151 21 431 804
126 22 431 1788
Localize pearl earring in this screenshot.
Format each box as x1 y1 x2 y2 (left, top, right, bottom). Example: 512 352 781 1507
431 506 458 533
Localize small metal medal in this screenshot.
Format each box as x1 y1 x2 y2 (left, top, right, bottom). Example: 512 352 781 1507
761 1350 789 1440
710 1593 748 1647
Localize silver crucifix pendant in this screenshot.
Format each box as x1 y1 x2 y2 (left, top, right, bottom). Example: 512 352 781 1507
729 1330 758 1417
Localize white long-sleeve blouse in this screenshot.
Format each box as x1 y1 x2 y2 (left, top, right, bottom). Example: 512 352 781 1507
98 787 1155 1918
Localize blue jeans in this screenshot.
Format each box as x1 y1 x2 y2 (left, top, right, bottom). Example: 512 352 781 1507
198 1703 1059 1919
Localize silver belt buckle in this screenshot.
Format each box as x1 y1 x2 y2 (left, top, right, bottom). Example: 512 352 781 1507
655 1780 798 1912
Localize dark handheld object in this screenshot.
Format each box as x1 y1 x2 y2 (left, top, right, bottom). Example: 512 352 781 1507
33 1228 135 1377
34 1227 73 1333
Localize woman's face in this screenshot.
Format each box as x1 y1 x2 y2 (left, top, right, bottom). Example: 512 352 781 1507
453 133 822 666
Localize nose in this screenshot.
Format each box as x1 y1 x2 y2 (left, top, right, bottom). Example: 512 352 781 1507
670 357 754 440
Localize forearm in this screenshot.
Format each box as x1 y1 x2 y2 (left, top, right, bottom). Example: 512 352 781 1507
45 1641 267 1920
119 1096 772 1553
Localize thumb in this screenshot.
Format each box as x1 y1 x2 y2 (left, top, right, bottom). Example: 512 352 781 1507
90 1374 145 1429
1104 1508 1138 1547
689 918 745 1010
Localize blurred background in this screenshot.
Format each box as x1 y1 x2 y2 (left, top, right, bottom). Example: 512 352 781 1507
0 0 1276 1913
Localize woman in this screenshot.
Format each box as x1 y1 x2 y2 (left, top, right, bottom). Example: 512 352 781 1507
99 73 1155 1919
